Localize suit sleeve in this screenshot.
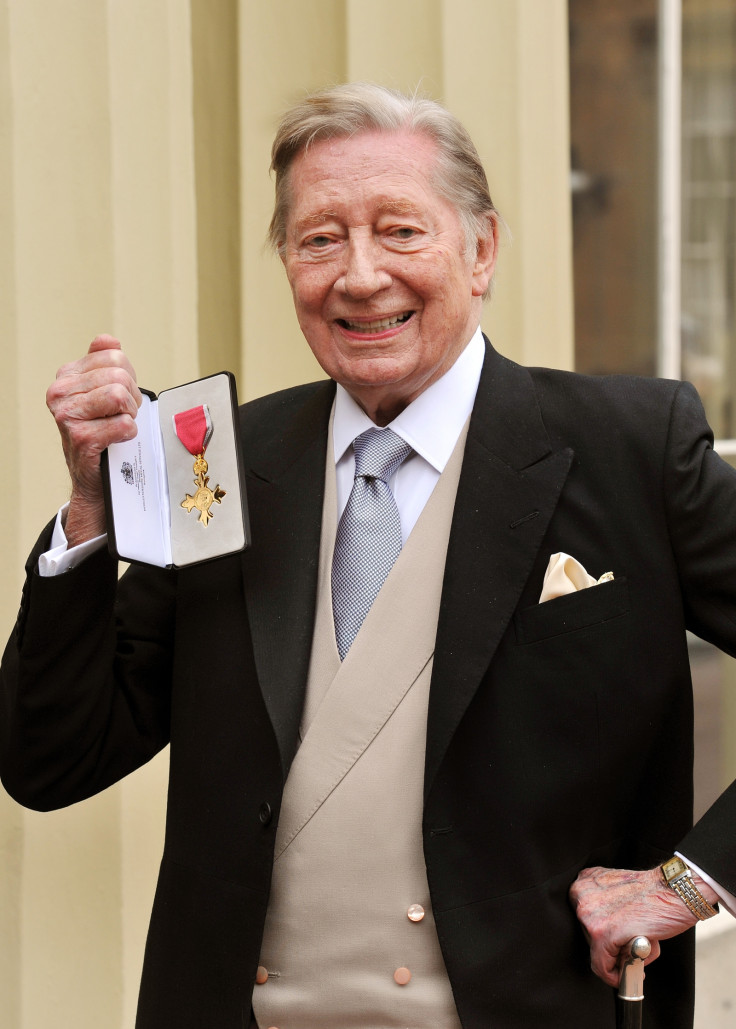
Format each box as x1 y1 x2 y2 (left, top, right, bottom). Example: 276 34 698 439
664 382 736 653
0 522 177 811
663 383 736 894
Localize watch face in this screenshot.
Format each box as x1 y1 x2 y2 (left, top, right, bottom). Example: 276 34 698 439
662 857 686 881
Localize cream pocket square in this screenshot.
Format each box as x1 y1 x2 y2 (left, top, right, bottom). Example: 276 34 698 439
539 552 614 603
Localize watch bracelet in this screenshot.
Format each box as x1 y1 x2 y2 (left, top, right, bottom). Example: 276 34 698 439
668 870 719 920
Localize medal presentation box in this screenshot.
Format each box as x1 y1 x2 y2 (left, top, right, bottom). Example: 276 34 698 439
102 372 250 568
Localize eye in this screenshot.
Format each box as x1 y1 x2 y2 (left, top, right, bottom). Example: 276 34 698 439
391 226 418 240
304 234 334 249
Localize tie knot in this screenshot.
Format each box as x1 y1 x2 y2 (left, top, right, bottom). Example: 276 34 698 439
352 428 412 483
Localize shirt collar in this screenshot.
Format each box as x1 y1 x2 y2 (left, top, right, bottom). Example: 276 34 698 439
333 326 485 474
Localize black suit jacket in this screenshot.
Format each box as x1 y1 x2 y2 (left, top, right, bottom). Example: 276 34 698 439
3 339 736 1028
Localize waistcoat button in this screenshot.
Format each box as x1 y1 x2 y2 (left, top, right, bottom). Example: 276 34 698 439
259 802 273 825
394 967 412 986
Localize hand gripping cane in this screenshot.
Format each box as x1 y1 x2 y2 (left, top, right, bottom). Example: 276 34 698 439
617 936 651 1029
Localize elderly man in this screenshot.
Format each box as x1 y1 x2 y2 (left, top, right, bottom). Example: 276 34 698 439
1 83 735 1028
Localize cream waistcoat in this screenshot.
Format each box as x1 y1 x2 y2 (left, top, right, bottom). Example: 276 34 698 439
252 419 468 1029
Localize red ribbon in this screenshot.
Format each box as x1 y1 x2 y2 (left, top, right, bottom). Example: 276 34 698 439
173 405 213 456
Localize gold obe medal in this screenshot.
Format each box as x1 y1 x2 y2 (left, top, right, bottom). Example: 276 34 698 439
173 404 226 526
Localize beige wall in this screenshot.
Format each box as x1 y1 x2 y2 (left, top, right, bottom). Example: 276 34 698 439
0 2 573 1026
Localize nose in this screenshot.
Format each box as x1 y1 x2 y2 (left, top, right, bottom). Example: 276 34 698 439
335 233 391 298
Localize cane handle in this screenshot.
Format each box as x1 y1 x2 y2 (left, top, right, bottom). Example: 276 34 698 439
618 936 651 1001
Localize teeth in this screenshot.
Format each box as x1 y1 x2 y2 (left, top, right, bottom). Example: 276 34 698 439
342 313 410 333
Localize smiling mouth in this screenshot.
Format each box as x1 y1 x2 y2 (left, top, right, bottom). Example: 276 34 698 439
337 312 413 334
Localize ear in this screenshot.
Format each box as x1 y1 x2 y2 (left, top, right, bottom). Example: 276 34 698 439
471 213 499 297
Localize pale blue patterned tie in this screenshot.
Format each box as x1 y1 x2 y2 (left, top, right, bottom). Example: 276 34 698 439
332 428 413 660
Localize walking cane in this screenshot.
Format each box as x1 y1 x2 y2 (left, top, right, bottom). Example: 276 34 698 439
617 936 651 1029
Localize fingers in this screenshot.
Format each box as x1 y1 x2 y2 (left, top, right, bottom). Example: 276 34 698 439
47 335 143 502
50 336 141 411
87 333 126 356
48 335 141 427
590 934 661 989
49 369 140 424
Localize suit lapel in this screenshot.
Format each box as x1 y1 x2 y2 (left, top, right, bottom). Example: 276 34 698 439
241 381 336 777
424 340 573 797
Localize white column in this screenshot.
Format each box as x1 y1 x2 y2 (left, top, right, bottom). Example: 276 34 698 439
658 0 682 381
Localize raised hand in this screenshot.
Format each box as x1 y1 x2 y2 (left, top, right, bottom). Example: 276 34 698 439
46 334 142 545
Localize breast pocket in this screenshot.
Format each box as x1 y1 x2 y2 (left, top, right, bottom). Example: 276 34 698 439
514 576 629 644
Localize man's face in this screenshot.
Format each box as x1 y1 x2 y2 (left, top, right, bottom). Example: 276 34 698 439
281 129 497 424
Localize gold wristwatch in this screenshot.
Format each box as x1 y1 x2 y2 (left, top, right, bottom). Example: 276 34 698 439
660 856 719 920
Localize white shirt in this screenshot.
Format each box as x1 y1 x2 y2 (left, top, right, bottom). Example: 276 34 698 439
39 515 106 576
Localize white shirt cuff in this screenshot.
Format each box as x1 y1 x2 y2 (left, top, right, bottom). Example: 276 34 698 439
677 851 736 917
37 504 108 577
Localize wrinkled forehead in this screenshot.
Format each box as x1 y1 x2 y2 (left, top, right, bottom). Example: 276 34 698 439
285 129 446 216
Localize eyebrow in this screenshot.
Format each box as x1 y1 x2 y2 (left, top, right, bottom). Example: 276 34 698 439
294 198 425 234
377 198 424 217
295 210 340 232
